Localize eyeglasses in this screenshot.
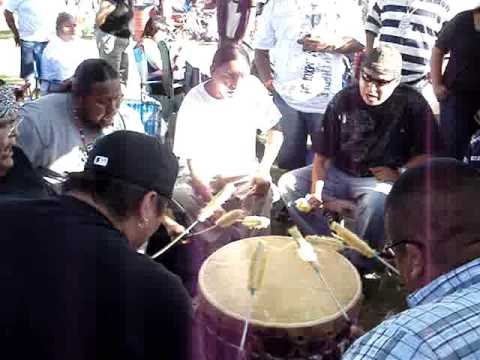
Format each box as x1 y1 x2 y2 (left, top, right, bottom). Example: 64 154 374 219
381 240 423 260
361 71 397 87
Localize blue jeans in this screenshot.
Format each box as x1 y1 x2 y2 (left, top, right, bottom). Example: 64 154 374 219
95 29 130 85
273 92 324 170
278 165 391 271
20 40 48 80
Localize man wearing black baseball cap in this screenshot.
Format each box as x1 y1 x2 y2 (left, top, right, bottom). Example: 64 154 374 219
0 131 191 359
278 46 444 272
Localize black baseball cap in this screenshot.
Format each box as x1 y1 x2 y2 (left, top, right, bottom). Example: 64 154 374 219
81 131 178 198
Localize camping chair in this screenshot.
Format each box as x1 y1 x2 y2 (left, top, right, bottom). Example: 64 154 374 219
156 40 185 148
132 44 165 138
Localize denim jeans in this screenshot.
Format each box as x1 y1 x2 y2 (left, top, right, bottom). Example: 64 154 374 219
95 29 130 84
278 164 391 271
272 92 324 170
20 40 48 81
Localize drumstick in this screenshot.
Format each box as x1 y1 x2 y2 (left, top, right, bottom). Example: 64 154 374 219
288 226 351 322
150 221 198 259
238 241 268 357
152 183 238 259
198 182 236 222
330 222 400 276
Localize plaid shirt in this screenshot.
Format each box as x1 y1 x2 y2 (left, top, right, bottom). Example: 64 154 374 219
343 258 480 359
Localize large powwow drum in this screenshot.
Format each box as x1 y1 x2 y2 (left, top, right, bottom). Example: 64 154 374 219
197 236 362 359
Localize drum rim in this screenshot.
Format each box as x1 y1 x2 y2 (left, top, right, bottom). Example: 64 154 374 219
198 235 363 329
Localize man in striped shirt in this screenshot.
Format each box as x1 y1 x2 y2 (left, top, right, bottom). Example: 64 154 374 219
365 0 450 112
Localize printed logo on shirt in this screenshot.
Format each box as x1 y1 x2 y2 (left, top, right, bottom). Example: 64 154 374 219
93 156 109 167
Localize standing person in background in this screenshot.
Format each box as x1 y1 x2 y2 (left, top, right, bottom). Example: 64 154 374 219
431 6 480 160
365 0 451 112
40 12 87 95
3 0 66 86
254 0 364 170
95 0 133 85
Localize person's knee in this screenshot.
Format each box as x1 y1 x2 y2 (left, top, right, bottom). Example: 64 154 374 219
278 171 300 201
357 191 387 215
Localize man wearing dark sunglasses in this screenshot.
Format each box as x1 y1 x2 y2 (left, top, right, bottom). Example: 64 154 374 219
278 46 443 272
344 158 480 359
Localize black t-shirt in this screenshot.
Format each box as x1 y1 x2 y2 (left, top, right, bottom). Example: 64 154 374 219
99 0 133 38
312 84 443 177
0 146 50 199
0 195 192 360
436 10 480 92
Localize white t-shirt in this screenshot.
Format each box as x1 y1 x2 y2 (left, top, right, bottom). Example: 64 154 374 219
41 36 87 84
254 0 365 113
173 75 281 182
5 0 66 42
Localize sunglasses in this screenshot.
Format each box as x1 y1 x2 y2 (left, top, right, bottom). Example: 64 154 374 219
361 71 397 87
381 240 423 260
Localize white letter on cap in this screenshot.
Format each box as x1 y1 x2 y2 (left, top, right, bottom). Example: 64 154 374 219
93 156 109 167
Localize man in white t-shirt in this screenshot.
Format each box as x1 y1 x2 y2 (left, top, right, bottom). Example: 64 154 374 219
173 43 283 256
254 0 364 170
40 12 88 95
4 0 66 82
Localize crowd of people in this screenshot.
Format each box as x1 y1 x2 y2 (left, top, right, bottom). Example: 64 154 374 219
1 0 480 359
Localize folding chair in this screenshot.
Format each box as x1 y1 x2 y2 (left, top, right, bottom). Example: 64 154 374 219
155 40 185 148
132 45 165 138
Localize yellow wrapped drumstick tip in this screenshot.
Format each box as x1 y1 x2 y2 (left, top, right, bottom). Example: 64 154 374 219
295 197 313 213
330 222 376 258
241 216 270 230
248 241 268 294
215 209 247 228
305 235 346 252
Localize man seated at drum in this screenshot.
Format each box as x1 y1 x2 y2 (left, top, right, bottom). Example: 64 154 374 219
278 46 443 272
0 130 192 359
344 158 480 359
0 85 50 199
16 58 144 180
173 42 283 256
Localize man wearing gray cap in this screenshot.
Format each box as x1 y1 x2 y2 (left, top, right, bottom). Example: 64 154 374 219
0 84 49 198
0 130 191 359
278 46 443 272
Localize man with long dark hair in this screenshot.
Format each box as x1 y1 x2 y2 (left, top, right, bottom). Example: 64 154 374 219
16 58 144 176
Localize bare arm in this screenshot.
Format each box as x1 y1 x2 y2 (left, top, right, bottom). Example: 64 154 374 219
366 30 376 52
404 154 431 169
258 127 283 175
431 47 449 100
334 38 364 54
4 10 20 46
187 159 212 203
95 1 116 27
254 49 274 91
311 153 330 195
